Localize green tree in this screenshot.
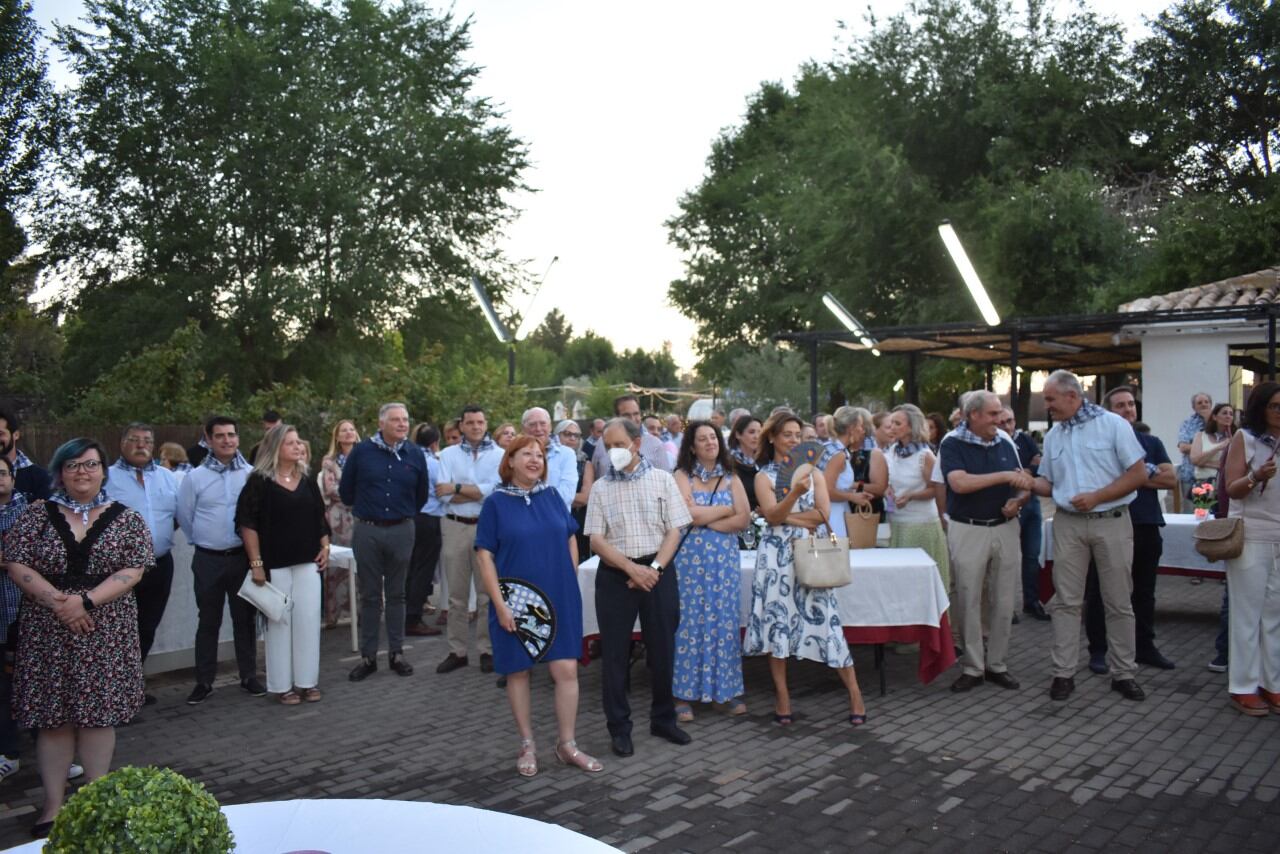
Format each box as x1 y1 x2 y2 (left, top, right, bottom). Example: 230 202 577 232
559 331 617 378
723 343 809 415
526 308 574 357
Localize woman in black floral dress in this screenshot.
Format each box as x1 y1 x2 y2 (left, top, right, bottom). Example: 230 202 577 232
4 438 151 838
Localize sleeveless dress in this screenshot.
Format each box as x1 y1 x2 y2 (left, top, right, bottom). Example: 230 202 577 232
743 465 853 669
886 445 950 587
673 479 745 703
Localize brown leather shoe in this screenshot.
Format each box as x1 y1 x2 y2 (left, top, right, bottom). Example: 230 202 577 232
1231 692 1270 716
950 673 983 692
1257 689 1280 714
406 623 442 637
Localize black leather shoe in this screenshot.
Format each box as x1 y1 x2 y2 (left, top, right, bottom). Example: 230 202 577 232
1111 678 1146 701
1088 653 1110 675
144 693 158 706
348 658 377 681
31 820 53 839
436 653 468 673
650 724 692 746
611 734 634 757
186 683 213 705
950 673 984 692
1023 601 1051 621
389 654 413 676
240 677 267 696
480 653 494 673
984 670 1020 690
1136 649 1176 670
1049 676 1074 701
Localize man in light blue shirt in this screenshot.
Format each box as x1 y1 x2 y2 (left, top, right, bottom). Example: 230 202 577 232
104 423 178 692
522 407 578 509
175 415 263 704
1033 371 1148 704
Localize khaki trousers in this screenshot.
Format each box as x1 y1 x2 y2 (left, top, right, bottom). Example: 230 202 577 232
948 519 1019 676
1048 508 1136 679
442 517 491 658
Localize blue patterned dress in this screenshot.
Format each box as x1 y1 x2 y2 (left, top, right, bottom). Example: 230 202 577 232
673 480 745 703
743 464 854 669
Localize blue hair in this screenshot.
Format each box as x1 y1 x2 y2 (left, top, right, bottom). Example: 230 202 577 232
49 438 109 488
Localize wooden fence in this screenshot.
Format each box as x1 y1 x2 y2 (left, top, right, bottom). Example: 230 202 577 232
17 424 205 467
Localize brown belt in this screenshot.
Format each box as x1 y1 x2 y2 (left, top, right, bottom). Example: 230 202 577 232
445 513 479 526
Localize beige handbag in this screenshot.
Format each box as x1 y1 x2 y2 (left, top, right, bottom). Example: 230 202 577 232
1193 516 1244 562
844 503 879 550
789 466 851 589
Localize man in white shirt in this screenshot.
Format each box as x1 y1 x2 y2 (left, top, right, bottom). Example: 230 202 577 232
521 407 577 509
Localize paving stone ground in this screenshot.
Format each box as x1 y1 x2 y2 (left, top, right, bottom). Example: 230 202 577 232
1 576 1277 852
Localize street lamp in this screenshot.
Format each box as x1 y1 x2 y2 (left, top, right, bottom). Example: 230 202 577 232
470 275 515 384
822 292 880 355
938 221 1001 326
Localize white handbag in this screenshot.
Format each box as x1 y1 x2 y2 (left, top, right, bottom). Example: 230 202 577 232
237 573 293 622
787 465 852 589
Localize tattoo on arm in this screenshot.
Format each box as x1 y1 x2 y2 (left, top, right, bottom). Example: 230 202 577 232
21 574 31 584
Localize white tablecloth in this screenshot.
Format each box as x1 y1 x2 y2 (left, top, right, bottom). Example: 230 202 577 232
146 531 234 670
3 799 620 853
1042 513 1224 575
578 547 948 635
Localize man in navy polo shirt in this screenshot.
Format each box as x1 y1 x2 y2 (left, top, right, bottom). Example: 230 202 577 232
940 391 1034 693
340 402 429 681
1083 387 1178 673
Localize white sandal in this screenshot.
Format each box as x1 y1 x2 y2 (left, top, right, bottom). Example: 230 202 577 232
555 740 603 773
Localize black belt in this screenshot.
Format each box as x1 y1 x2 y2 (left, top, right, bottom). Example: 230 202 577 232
356 517 411 527
601 553 657 574
1057 508 1125 520
951 516 1013 527
445 514 479 526
194 545 245 556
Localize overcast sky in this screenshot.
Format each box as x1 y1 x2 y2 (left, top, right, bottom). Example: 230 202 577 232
33 0 1174 371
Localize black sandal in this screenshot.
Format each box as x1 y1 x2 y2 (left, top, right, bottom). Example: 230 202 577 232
773 712 794 726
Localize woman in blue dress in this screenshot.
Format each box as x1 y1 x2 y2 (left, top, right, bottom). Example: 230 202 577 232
476 436 602 778
672 421 751 721
744 410 868 727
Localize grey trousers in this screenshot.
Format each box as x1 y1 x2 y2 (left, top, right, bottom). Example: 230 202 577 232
351 519 415 659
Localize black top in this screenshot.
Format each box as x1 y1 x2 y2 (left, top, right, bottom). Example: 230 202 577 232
1130 431 1170 527
732 460 760 511
14 464 51 502
845 449 885 518
1012 431 1040 477
939 435 1022 521
235 472 330 570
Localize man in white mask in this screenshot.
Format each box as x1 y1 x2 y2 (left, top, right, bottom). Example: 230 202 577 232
584 418 692 759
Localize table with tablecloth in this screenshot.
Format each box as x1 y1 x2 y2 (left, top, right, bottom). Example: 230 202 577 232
578 546 955 690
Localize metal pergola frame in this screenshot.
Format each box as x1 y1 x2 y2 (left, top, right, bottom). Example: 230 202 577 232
776 304 1280 417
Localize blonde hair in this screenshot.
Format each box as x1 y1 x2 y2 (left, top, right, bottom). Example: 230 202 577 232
325 419 359 461
253 424 308 479
891 404 931 445
158 442 188 468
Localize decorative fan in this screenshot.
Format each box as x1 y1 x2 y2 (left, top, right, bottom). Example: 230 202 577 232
498 578 557 662
774 440 826 501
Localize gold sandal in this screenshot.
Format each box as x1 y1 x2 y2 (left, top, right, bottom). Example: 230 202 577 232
554 740 603 773
279 691 301 706
516 739 537 777
303 687 322 703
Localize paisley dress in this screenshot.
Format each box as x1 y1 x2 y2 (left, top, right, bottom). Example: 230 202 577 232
743 464 853 669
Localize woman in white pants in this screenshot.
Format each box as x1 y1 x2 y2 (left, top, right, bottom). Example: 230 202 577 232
1221 381 1280 717
237 425 330 705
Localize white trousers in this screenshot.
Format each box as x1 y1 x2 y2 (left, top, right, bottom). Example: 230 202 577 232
1225 541 1280 695
265 562 322 693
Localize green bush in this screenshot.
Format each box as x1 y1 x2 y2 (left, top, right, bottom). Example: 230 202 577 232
46 765 234 853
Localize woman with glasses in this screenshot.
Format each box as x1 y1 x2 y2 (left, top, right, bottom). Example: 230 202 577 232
4 438 152 837
555 419 593 560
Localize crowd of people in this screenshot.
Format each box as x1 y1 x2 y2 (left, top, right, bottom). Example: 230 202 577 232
1 368 1278 834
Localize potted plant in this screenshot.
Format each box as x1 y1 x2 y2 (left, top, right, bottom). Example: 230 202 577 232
45 765 234 853
1190 481 1217 520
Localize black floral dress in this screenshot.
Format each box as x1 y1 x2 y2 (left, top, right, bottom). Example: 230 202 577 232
4 503 152 728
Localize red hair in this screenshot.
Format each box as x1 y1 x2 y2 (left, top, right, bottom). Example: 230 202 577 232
498 435 548 483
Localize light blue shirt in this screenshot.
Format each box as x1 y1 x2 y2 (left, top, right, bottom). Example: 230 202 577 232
438 441 504 518
1039 410 1145 512
176 459 251 549
420 452 446 517
546 442 579 510
105 459 179 557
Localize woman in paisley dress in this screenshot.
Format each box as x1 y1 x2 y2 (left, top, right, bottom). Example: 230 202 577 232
744 411 867 727
4 438 152 837
319 419 359 626
672 422 750 721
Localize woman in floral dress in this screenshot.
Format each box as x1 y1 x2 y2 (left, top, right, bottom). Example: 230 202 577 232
319 419 359 626
744 411 867 727
672 422 750 721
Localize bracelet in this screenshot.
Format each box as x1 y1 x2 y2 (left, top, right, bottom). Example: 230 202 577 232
249 559 264 569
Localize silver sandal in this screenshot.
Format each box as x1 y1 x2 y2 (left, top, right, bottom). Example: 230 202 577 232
554 740 603 773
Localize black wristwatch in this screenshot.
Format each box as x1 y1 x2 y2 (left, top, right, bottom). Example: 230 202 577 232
81 593 96 612
649 561 665 575
454 482 462 495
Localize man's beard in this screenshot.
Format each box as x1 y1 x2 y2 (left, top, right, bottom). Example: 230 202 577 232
0 439 12 459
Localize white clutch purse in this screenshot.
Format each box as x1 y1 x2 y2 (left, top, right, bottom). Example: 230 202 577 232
237 573 293 622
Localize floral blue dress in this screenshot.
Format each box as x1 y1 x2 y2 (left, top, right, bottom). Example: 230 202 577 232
673 479 744 703
743 464 853 669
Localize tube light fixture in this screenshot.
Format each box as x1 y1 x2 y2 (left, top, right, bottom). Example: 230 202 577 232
893 378 905 392
822 292 879 354
938 221 1001 326
471 275 511 344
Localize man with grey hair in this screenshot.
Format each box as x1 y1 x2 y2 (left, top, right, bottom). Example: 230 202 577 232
521 406 578 508
940 391 1033 692
340 402 429 681
1033 370 1149 702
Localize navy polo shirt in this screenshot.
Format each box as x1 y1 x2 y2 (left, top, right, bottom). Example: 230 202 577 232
1130 430 1170 527
940 434 1022 521
1013 431 1040 477
338 438 429 521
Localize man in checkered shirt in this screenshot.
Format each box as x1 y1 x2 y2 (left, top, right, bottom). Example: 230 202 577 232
586 417 693 759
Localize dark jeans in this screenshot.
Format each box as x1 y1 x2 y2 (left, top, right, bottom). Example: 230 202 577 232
191 550 258 686
406 514 442 626
135 551 174 662
1086 523 1162 656
351 519 414 658
595 556 679 737
1019 497 1043 607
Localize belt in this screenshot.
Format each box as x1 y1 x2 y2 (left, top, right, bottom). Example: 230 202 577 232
600 553 658 575
951 516 1012 527
356 517 411 527
1057 507 1126 520
194 545 244 557
445 513 479 526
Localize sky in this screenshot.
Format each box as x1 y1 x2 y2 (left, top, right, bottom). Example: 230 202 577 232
32 0 1175 372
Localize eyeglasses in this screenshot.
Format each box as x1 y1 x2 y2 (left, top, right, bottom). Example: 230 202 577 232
63 460 103 473
560 431 582 438
0 471 11 479
1267 403 1280 413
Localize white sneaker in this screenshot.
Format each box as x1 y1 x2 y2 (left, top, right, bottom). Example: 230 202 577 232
0 756 17 781
68 763 84 781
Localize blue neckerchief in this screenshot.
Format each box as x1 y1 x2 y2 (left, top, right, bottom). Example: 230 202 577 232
1062 401 1107 429
48 488 111 525
494 481 549 505
175 462 192 472
371 431 408 461
11 451 33 471
692 462 725 483
606 457 653 482
202 452 247 473
953 424 999 447
113 458 158 477
335 452 348 469
729 447 756 469
892 441 928 458
463 435 497 457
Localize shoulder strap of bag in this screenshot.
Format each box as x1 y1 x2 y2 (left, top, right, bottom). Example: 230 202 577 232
672 474 723 559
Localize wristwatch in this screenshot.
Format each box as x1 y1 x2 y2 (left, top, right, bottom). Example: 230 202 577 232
80 593 96 612
649 561 665 575
454 482 462 495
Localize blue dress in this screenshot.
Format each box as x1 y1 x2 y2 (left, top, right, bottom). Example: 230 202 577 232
673 481 745 703
475 487 583 675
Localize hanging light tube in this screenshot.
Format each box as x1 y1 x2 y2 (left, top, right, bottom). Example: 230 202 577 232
938 221 1001 326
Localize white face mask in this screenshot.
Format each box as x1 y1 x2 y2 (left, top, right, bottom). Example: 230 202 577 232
608 447 634 471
